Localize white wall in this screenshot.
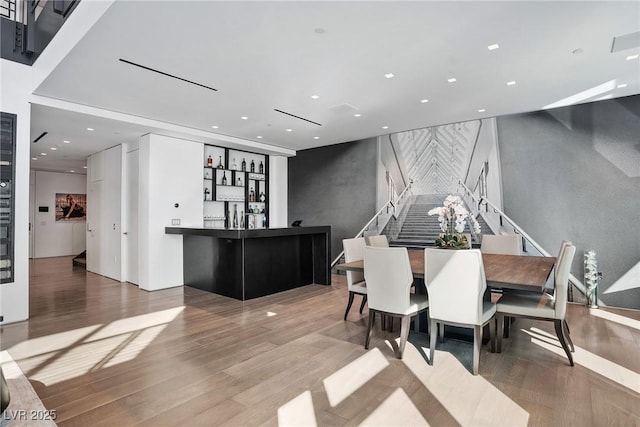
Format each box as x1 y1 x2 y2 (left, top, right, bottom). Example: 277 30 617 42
86 145 122 281
138 134 203 291
32 171 86 258
269 155 288 228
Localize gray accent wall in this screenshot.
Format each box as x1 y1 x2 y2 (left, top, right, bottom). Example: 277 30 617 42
288 138 378 261
498 95 640 309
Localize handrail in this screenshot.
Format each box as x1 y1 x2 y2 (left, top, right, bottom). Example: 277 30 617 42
330 182 412 268
458 180 591 302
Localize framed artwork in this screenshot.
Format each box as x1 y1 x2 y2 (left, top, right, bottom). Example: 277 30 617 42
55 193 87 221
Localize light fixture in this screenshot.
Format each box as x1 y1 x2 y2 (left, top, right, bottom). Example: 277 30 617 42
420 99 429 103
86 127 94 131
572 48 584 54
286 129 293 132
256 136 263 139
487 43 500 51
384 73 395 79
354 113 361 117
211 125 219 129
240 116 248 120
32 157 37 160
311 95 320 99
447 78 457 83
40 152 47 156
83 166 87 169
617 83 628 88
63 140 70 143
626 54 639 60
50 147 57 150
70 170 75 173
313 136 320 140
478 109 486 113
382 126 389 129
507 81 516 86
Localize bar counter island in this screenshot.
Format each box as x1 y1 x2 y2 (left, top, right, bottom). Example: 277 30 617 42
165 226 331 300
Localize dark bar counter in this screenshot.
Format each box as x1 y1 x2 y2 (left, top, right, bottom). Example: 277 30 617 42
165 226 331 300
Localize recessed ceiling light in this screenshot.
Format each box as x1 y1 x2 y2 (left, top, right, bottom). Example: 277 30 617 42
626 54 639 60
447 78 457 83
478 109 486 113
32 157 37 160
487 44 500 51
211 125 219 129
256 136 263 139
354 113 361 117
40 152 47 156
83 166 87 169
63 140 70 143
311 95 320 99
382 126 389 129
617 83 628 88
507 81 516 86
286 129 293 132
313 136 320 140
50 147 57 150
240 116 248 120
572 48 584 54
70 170 75 173
420 99 429 103
86 127 94 131
384 73 395 79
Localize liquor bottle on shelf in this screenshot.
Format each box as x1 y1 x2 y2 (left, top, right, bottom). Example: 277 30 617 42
254 205 259 214
262 216 267 228
217 156 224 169
241 158 246 172
204 187 210 200
231 158 237 170
232 204 238 228
207 155 213 167
240 211 245 228
205 171 210 179
222 171 228 185
236 177 241 186
259 161 264 174
259 191 266 202
261 207 265 214
249 187 255 202
249 214 255 229
250 160 255 172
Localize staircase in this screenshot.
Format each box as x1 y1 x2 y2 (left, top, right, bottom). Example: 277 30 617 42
389 197 493 248
72 250 86 269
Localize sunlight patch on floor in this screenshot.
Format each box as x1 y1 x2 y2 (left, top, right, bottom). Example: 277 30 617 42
277 390 317 427
358 388 429 426
402 344 529 426
8 307 185 386
322 348 389 407
589 308 640 330
529 332 640 393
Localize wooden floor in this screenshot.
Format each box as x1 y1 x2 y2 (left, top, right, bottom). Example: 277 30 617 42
1 256 639 426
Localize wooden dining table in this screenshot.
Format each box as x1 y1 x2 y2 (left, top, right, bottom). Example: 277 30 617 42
336 248 556 293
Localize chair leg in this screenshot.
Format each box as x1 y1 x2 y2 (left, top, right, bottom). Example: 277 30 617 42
389 317 394 333
398 316 411 359
496 314 504 353
489 318 496 353
563 320 575 352
344 291 355 320
429 318 437 366
364 311 375 349
554 319 574 366
473 325 481 376
359 295 367 314
438 323 444 343
504 315 510 338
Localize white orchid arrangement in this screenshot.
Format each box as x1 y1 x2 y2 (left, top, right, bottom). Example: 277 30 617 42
428 195 481 248
584 250 599 308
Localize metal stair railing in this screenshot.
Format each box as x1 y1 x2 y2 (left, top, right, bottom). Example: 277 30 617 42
458 180 590 302
330 182 413 269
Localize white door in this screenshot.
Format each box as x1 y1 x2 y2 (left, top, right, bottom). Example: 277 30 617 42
124 149 139 285
86 179 102 273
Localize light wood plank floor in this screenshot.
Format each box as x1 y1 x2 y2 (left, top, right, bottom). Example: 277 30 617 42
1 256 639 426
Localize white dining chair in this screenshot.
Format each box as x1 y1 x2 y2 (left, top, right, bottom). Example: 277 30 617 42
480 234 522 255
424 248 496 375
367 234 389 247
342 238 368 320
495 244 577 366
363 246 428 359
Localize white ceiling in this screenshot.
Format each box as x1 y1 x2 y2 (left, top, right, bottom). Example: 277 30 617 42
30 1 640 173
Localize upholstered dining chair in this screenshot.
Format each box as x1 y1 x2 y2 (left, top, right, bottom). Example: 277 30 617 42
367 234 389 247
480 234 522 255
495 244 577 366
342 237 368 320
424 248 496 375
363 246 429 359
